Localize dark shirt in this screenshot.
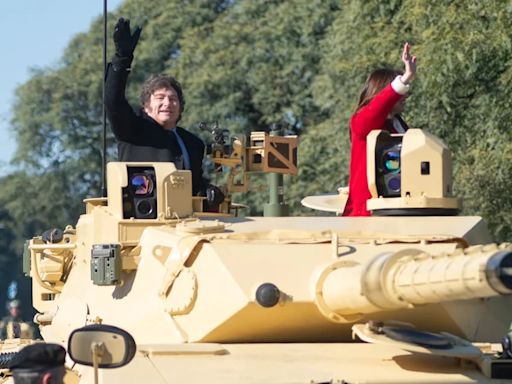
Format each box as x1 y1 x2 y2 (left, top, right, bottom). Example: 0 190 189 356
104 57 208 195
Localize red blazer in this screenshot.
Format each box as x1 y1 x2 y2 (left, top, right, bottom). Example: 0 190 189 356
342 83 407 217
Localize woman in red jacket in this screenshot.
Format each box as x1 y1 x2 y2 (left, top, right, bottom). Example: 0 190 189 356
342 42 417 217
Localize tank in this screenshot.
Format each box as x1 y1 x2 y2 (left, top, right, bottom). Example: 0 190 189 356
1 128 512 383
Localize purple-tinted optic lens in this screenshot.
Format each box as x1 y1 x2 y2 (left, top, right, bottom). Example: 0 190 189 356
388 177 401 192
131 175 152 195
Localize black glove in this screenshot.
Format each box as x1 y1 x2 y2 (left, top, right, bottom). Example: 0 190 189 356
113 17 142 58
205 184 225 211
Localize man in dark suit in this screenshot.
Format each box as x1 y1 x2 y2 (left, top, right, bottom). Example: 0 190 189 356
105 18 222 205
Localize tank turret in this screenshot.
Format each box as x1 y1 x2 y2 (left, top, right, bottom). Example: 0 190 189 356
3 129 512 383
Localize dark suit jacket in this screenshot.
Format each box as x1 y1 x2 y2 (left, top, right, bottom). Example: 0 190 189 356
104 58 207 195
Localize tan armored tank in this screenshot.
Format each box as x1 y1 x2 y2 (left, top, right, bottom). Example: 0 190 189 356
2 129 512 383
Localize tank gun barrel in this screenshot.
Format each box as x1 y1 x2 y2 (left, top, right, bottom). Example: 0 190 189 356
317 245 512 322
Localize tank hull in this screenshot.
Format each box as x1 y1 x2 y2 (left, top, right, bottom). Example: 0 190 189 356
71 342 498 384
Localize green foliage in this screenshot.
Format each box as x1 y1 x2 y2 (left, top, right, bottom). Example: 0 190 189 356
399 0 512 240
0 169 83 310
171 0 340 212
0 0 510 281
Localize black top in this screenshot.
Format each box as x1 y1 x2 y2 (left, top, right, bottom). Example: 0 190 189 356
8 343 65 370
104 56 208 195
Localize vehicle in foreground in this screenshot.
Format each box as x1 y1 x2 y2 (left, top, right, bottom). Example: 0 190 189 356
1 129 512 383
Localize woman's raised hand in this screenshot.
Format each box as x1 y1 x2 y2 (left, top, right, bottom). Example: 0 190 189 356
401 42 417 84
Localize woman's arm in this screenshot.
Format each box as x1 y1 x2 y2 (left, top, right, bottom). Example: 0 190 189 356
352 43 416 139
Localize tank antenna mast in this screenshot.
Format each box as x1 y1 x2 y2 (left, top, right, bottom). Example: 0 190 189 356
101 0 108 197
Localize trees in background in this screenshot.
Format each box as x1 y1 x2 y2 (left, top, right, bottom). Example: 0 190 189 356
1 0 511 297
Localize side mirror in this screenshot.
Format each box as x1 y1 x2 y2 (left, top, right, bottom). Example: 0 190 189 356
68 324 136 369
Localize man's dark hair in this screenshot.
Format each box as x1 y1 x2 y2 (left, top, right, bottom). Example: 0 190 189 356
140 74 186 117
9 343 66 384
12 366 65 384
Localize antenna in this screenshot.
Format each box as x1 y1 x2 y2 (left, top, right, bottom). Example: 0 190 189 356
101 0 108 197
